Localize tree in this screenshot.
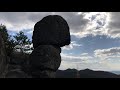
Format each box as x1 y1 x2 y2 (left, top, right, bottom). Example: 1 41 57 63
0 24 15 56
0 24 9 43
13 31 32 54
0 24 32 55
13 31 32 46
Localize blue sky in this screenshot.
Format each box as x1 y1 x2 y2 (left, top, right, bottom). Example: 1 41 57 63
1 12 120 71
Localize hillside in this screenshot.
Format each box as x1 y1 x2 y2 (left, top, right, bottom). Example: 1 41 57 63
56 69 120 78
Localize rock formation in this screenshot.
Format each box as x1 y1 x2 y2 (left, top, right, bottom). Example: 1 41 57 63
29 15 70 78
32 15 70 48
0 15 70 78
0 32 8 77
5 52 30 78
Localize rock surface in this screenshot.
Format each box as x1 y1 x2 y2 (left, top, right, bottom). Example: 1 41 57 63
4 52 30 78
0 15 70 78
30 15 70 78
0 32 7 77
32 15 70 48
29 45 61 78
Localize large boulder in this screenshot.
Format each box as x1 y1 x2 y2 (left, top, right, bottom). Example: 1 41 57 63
32 15 71 48
29 45 61 78
30 15 70 78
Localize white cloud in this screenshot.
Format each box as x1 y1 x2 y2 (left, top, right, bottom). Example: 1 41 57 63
71 12 120 39
94 47 120 58
0 12 53 32
61 44 73 50
59 52 120 71
60 53 94 63
80 53 88 56
0 12 89 35
1 12 120 39
72 12 112 38
59 60 77 70
62 41 82 50
71 41 82 47
94 47 120 71
60 47 120 71
27 30 33 34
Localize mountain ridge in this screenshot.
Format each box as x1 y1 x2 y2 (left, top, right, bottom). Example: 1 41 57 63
56 68 120 78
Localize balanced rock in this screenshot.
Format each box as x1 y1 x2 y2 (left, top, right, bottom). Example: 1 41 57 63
32 15 70 48
29 45 61 78
30 15 70 78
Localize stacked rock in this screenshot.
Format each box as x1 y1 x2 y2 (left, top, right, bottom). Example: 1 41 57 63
29 15 71 78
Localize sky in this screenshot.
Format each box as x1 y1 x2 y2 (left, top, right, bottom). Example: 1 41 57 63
0 12 120 71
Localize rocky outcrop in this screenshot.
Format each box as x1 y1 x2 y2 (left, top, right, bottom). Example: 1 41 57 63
30 15 70 78
5 52 30 78
32 15 70 48
0 32 7 77
29 45 61 78
0 15 70 78
5 65 28 78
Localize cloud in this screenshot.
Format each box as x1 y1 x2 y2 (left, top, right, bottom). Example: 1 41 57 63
62 41 82 50
59 54 110 70
60 51 120 71
0 12 89 34
71 12 111 38
61 45 120 71
1 12 120 39
51 12 89 33
0 12 53 32
94 47 120 59
26 30 33 34
108 12 120 29
71 12 120 39
71 41 82 47
59 52 98 70
80 53 88 56
60 53 93 62
105 12 120 38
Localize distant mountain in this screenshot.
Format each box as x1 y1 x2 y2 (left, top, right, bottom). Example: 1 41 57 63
111 71 120 75
56 69 120 78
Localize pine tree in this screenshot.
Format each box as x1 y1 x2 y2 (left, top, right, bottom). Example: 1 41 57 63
0 24 15 56
13 31 32 46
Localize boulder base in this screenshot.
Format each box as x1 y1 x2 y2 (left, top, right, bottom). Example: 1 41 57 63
29 45 61 78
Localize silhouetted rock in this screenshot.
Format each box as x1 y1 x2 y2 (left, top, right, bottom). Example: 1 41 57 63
0 32 7 77
10 51 29 66
5 68 28 78
29 45 61 78
4 51 30 78
30 15 70 78
32 15 70 48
